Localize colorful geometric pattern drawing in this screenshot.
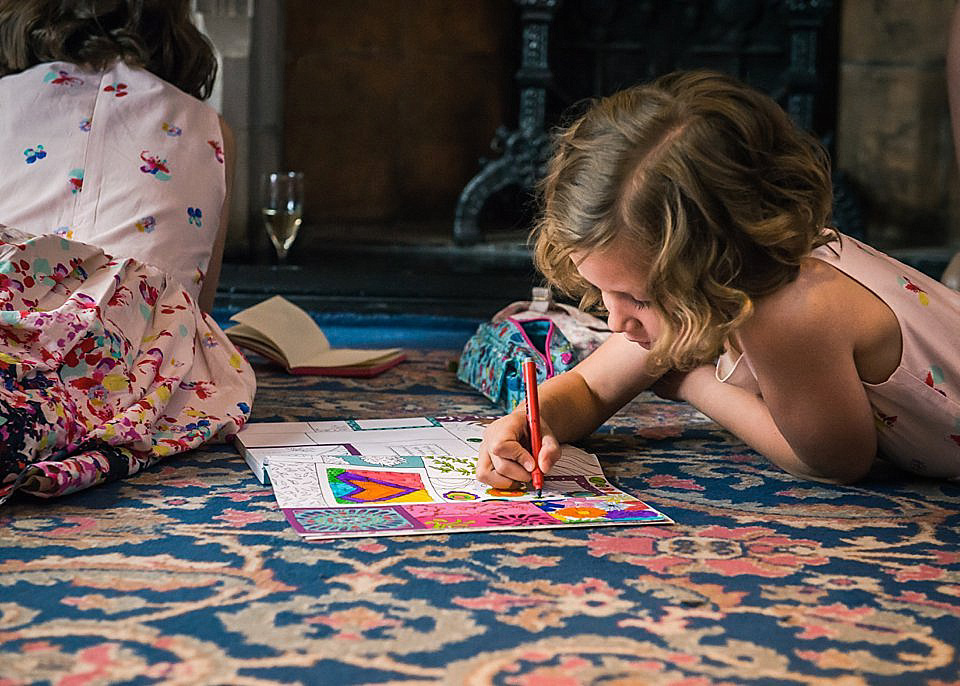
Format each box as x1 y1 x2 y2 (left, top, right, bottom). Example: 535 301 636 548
281 497 669 538
408 501 561 530
285 505 422 535
326 468 431 504
534 498 666 523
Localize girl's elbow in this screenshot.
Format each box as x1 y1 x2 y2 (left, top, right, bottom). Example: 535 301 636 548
793 448 876 485
809 466 871 485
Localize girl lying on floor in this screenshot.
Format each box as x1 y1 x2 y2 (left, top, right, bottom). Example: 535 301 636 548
0 0 255 504
478 70 960 487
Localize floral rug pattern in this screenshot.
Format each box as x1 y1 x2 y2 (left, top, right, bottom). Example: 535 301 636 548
2 349 959 685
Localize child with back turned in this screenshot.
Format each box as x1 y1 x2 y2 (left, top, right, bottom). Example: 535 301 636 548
477 70 960 487
0 0 255 504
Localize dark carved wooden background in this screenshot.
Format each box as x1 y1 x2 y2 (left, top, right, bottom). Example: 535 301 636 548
454 0 858 245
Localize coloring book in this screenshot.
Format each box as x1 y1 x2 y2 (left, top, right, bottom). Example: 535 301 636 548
234 416 672 539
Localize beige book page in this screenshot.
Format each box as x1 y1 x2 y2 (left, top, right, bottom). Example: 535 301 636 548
229 296 400 369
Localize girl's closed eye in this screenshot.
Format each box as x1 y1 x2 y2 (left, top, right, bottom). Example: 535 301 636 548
631 296 650 310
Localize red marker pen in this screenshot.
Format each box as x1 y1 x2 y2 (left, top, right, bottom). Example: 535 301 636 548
521 358 544 497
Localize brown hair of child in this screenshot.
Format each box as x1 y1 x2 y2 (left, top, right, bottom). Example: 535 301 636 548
534 69 835 370
0 0 217 100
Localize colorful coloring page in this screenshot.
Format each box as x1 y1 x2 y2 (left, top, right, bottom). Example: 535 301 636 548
239 416 673 539
266 444 630 509
283 497 671 540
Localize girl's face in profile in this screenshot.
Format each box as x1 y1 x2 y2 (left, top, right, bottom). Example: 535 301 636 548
573 242 663 349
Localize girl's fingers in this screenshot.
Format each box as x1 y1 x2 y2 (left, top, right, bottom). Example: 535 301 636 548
537 432 562 473
476 414 564 488
488 441 535 483
476 445 528 488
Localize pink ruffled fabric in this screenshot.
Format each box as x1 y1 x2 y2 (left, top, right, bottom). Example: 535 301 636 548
0 227 255 503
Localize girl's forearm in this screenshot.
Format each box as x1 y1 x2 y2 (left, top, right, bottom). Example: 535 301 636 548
682 372 858 483
523 370 620 445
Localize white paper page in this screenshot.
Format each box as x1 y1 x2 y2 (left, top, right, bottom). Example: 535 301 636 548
266 444 634 510
301 426 478 456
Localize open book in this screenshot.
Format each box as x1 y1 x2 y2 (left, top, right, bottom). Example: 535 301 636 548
224 295 405 377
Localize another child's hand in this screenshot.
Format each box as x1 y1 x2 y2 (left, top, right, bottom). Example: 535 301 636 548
476 411 561 489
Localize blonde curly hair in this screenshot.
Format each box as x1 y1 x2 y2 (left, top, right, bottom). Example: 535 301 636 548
534 70 835 370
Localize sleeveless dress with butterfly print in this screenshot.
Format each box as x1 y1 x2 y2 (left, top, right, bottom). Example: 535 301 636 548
0 61 255 503
717 232 960 478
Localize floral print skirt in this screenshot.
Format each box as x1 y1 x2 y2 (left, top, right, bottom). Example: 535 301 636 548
0 227 255 504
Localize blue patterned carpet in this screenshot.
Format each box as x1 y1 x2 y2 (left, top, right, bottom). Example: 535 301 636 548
2 347 960 684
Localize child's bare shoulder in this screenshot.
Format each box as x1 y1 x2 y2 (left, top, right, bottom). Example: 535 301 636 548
748 255 900 373
742 257 871 354
755 259 844 324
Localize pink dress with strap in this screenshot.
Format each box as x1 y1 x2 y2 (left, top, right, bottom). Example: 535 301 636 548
717 233 960 478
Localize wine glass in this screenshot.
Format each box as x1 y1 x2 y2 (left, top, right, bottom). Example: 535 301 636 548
261 171 304 264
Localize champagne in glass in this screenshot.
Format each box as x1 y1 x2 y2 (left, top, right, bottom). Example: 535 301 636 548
261 171 304 263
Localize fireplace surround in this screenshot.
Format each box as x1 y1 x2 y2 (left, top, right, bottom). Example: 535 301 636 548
453 0 852 245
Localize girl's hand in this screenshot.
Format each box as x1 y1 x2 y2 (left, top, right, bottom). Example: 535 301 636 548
476 411 562 489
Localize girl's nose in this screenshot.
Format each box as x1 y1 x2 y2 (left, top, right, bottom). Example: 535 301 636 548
605 301 629 333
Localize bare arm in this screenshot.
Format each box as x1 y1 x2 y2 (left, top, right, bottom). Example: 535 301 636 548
676 366 872 483
678 281 877 483
476 333 662 488
198 115 235 314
